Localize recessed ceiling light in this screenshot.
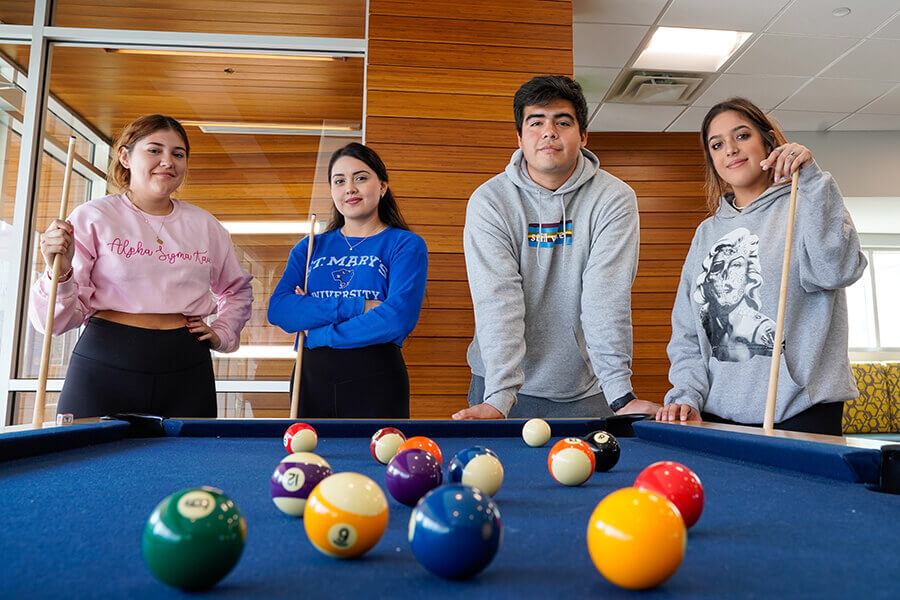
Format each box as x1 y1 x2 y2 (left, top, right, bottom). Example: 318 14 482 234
633 27 752 72
832 7 851 17
180 120 361 136
106 48 343 61
221 221 326 235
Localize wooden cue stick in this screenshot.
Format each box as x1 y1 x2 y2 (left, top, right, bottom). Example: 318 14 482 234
33 136 78 429
763 169 800 432
289 214 317 419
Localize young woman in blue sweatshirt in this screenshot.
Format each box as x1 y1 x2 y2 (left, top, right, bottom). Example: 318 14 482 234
268 143 428 418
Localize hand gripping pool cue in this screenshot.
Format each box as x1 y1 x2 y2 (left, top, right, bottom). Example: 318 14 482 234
33 136 78 429
290 214 316 419
763 170 800 432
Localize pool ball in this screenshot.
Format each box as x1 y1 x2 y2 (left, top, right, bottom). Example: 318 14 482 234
634 461 704 528
582 430 621 472
548 437 596 486
385 448 443 506
522 418 551 447
283 422 317 453
587 487 685 590
409 484 502 580
142 486 246 590
270 452 333 517
304 472 389 558
397 435 442 464
447 446 504 497
370 427 406 465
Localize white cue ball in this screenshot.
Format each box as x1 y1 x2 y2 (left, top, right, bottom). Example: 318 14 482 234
522 418 552 447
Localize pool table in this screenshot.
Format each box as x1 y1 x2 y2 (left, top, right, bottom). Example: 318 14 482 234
0 416 897 599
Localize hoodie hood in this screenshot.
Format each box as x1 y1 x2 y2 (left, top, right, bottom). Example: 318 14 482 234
504 148 601 197
718 179 793 218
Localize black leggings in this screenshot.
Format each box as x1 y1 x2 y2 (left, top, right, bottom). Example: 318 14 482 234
702 401 844 436
291 343 410 419
57 317 217 419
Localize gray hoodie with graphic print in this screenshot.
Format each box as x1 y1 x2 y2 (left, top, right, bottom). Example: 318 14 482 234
464 148 639 416
665 162 866 423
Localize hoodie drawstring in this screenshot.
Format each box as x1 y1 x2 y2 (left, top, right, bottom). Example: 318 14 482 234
537 191 544 268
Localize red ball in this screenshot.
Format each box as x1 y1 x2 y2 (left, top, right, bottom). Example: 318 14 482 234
634 461 704 528
370 427 407 465
283 423 317 454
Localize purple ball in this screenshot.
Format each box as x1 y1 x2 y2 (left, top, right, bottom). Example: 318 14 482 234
270 454 333 517
385 448 443 507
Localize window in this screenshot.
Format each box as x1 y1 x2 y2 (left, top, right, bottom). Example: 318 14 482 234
847 246 900 352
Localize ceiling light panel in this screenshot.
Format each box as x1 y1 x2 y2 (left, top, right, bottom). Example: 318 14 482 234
633 27 751 72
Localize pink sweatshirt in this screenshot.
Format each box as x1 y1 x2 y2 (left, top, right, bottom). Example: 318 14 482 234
29 194 253 352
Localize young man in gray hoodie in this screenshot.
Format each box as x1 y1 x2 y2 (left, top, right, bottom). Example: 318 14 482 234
453 75 659 420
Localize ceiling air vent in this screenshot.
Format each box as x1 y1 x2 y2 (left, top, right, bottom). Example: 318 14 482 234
610 71 706 105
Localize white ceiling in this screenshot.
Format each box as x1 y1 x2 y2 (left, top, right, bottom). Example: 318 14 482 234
574 0 900 131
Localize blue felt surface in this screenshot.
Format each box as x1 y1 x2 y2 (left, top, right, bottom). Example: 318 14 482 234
0 426 897 599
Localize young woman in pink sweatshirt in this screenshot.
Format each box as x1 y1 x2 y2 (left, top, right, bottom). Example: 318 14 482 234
30 114 253 418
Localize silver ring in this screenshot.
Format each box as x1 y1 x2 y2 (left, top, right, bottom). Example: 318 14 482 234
789 151 796 156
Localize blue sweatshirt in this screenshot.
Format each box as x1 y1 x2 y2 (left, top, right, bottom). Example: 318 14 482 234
268 227 428 349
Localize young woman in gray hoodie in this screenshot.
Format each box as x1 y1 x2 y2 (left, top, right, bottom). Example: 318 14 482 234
657 97 866 435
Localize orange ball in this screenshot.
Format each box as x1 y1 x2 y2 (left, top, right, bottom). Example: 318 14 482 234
548 437 596 486
398 436 442 465
303 473 389 559
587 487 686 590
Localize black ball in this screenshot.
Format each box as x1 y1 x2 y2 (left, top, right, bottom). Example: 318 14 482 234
582 430 620 472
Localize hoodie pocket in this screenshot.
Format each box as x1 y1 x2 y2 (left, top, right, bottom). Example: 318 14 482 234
707 353 810 423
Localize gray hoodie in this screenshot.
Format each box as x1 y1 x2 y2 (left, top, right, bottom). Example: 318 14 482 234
665 162 866 423
464 148 639 416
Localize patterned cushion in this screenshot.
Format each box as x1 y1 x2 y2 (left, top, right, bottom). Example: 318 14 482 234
883 362 900 433
844 363 892 434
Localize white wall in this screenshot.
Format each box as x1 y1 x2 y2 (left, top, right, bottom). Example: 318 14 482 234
787 130 900 199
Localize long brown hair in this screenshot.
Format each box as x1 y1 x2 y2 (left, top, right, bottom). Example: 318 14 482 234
324 143 410 232
108 114 190 192
700 97 788 214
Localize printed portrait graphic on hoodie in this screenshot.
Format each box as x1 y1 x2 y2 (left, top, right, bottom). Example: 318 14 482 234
693 227 776 362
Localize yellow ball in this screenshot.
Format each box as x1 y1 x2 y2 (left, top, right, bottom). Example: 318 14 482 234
586 487 686 590
303 473 389 558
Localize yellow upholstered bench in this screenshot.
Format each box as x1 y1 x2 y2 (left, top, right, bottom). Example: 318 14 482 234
844 362 900 434
884 362 900 433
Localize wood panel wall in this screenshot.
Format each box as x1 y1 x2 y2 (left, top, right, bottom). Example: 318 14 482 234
366 0 574 417
587 133 707 400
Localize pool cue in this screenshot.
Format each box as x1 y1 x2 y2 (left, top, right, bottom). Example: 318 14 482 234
763 169 800 432
33 136 78 429
289 214 316 419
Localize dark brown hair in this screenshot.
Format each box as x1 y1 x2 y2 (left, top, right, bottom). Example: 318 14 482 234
324 143 410 232
700 97 788 214
108 114 190 192
513 75 589 135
